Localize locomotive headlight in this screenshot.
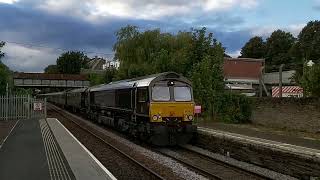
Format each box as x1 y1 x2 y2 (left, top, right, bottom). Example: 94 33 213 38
152 115 158 121
188 115 193 120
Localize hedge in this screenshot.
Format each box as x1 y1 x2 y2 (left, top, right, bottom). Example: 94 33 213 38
213 93 252 123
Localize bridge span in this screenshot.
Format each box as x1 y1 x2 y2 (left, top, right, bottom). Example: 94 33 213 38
13 73 90 92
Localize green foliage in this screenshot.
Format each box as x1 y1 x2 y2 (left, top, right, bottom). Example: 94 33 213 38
56 51 89 74
13 88 32 95
113 25 195 79
299 64 320 97
240 36 266 58
88 68 118 86
0 62 10 95
88 73 105 86
44 64 59 74
265 30 295 67
190 28 225 116
0 42 11 95
104 68 117 84
298 20 320 62
114 25 233 120
213 93 252 123
0 41 5 60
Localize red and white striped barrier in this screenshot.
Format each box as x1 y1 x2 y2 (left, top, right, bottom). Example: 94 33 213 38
272 86 303 97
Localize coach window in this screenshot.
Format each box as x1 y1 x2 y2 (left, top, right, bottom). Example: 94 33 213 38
138 88 148 102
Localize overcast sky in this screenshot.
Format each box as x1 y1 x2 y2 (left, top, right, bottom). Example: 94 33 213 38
0 0 319 72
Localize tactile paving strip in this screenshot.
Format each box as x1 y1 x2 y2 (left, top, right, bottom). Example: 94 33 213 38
40 119 74 180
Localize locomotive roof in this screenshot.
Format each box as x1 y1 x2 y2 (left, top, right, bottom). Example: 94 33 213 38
39 91 65 96
68 87 87 93
89 72 190 92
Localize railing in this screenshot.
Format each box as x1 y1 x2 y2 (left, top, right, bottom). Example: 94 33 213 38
0 95 46 121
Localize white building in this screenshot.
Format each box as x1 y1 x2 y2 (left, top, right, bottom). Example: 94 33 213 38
103 59 120 70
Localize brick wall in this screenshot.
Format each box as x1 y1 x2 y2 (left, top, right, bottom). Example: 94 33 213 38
251 98 320 133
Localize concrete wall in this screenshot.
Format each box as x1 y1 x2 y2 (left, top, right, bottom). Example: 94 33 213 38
196 130 320 179
251 98 320 133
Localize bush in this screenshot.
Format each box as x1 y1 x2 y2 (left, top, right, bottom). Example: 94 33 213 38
299 64 320 97
213 93 252 123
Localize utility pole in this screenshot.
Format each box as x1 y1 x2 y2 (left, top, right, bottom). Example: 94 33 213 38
279 64 284 98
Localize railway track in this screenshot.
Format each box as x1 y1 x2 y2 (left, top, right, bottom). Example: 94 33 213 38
48 104 276 180
156 146 270 180
49 105 165 180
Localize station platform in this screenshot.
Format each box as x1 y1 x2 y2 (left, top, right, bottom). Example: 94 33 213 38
0 118 116 180
198 122 320 150
197 122 320 178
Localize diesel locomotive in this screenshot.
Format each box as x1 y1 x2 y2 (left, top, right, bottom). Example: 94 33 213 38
42 72 197 146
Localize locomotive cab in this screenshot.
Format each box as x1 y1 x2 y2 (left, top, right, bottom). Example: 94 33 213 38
147 73 197 146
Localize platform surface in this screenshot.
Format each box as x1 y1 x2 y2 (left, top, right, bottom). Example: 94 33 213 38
0 118 115 180
198 123 320 157
46 118 116 180
199 123 320 150
0 118 53 180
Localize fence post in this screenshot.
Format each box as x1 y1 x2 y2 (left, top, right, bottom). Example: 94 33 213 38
44 98 47 120
27 95 30 119
5 90 8 121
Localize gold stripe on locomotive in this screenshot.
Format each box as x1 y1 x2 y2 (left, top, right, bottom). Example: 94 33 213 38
149 102 194 122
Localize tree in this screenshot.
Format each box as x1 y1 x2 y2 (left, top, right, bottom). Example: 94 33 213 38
113 26 229 118
0 41 5 60
88 73 105 86
104 68 117 84
298 20 320 63
299 64 320 97
239 36 266 58
56 51 89 74
44 64 59 74
191 29 225 116
265 30 295 66
113 26 194 79
0 42 10 95
0 62 10 95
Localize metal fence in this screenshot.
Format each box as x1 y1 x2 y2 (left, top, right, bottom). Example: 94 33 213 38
0 95 46 121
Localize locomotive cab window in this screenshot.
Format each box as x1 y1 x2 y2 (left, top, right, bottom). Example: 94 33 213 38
174 86 192 101
152 86 170 101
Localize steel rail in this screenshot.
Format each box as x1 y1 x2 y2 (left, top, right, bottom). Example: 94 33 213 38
155 148 223 180
180 146 271 180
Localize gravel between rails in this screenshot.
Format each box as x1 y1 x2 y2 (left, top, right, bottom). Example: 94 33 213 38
49 110 160 180
48 105 207 180
157 147 267 180
183 145 297 180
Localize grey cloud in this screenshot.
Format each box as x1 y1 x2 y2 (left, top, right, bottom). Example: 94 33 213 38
313 5 320 11
0 3 252 71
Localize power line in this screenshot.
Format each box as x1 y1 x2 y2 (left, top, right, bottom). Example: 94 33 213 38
1 40 115 56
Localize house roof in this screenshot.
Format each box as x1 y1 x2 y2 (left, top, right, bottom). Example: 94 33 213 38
13 73 88 81
223 58 264 80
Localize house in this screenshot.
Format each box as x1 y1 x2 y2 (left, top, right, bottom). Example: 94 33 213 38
81 56 120 75
223 58 265 96
103 59 120 69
